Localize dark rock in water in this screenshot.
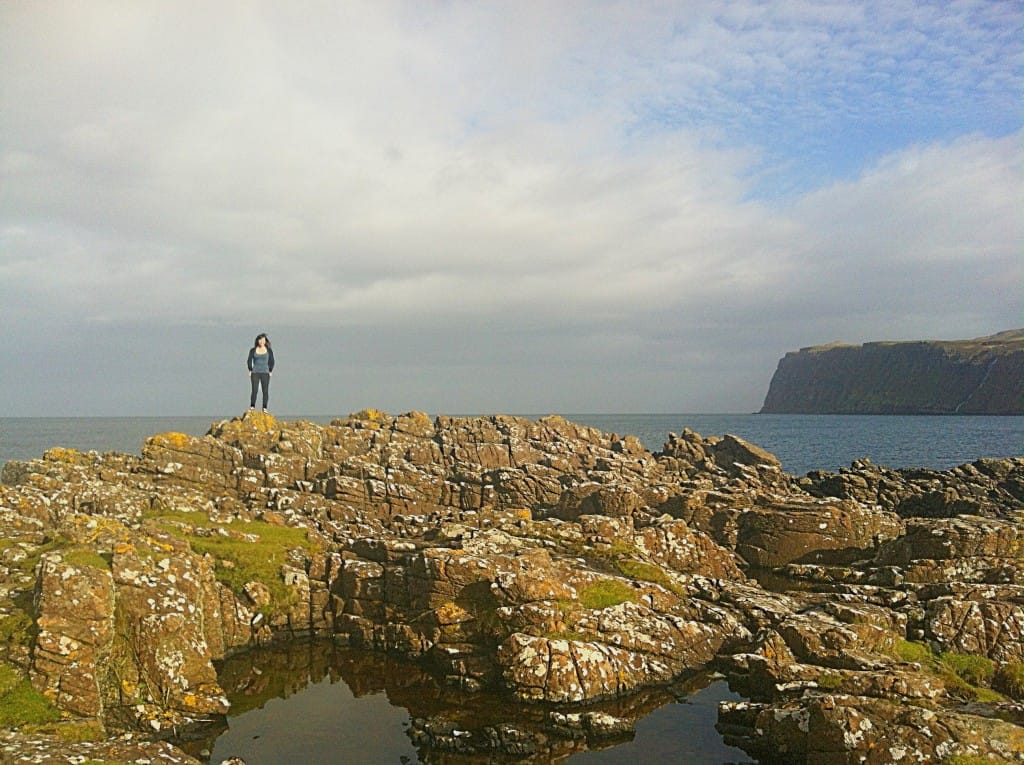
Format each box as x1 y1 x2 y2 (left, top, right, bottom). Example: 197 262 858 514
0 409 1021 762
761 328 1024 414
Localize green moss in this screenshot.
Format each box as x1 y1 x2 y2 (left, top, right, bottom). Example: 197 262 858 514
0 662 60 727
576 579 637 610
942 756 1014 765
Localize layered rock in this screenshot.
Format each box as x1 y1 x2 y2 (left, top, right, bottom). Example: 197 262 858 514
0 409 1021 763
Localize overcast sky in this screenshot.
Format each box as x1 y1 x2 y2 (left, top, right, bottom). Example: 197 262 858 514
2 1 1021 417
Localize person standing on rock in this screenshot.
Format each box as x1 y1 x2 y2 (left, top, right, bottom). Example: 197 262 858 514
247 333 275 411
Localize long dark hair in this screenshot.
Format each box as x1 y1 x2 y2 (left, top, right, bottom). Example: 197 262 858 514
252 333 271 350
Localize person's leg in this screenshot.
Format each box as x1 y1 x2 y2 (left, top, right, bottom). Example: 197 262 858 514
250 374 259 408
260 373 270 410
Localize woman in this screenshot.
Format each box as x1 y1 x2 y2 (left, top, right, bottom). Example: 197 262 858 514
247 333 275 411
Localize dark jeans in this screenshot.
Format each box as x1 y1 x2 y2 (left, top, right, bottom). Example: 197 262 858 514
250 373 270 409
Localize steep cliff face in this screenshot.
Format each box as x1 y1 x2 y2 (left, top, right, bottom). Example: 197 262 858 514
760 329 1024 414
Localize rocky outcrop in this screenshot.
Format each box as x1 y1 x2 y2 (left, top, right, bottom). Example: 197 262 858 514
800 456 1024 520
719 695 1024 764
0 410 1022 763
761 328 1024 414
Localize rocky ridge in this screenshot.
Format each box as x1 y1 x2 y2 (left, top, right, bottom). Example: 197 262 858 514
0 410 1021 764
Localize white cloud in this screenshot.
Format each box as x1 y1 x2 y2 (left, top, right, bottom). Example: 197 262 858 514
0 1 1020 413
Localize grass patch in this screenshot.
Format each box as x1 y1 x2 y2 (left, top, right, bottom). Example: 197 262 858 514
54 721 106 743
993 662 1024 700
577 579 637 610
816 672 845 691
614 558 670 585
24 720 106 743
543 630 591 642
895 639 931 664
63 547 112 571
0 662 60 727
0 610 33 645
144 511 320 617
894 642 1006 702
939 652 995 686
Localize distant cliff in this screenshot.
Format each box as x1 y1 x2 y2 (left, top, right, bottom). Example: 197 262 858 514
760 329 1024 414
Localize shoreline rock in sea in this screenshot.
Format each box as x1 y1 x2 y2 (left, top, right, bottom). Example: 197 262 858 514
1 410 1022 764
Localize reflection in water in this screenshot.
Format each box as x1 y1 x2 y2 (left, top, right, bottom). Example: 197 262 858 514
194 641 751 764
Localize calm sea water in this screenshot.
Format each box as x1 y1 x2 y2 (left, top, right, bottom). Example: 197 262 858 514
2 413 1022 476
2 413 1021 764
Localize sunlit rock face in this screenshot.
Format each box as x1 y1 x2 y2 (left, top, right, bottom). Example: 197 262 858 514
1 409 1022 762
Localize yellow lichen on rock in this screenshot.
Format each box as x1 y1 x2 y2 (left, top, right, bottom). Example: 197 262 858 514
42 447 90 465
146 432 192 450
246 410 278 432
435 601 472 626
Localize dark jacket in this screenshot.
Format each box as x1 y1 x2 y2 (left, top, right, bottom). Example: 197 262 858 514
247 347 275 373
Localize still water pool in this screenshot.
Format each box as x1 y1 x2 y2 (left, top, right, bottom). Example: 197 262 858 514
200 641 752 765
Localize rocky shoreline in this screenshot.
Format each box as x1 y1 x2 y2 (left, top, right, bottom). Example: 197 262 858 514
1 410 1022 763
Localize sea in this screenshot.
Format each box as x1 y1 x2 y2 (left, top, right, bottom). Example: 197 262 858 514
2 412 1022 476
1 413 1022 764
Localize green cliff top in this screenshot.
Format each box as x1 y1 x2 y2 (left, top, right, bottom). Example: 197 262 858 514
798 329 1024 356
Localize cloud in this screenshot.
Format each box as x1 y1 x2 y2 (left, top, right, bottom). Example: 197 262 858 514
0 1 1021 414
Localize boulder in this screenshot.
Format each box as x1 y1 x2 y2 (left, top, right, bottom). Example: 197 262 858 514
733 498 903 568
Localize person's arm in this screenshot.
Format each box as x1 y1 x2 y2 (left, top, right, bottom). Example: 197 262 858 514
247 348 254 373
268 349 275 373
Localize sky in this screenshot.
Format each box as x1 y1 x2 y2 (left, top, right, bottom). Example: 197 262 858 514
1 1 1021 417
